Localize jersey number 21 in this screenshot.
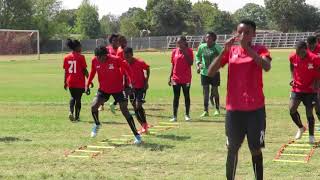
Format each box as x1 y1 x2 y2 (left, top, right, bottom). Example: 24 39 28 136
68 61 77 73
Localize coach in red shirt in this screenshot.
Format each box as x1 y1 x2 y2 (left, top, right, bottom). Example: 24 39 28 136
87 46 142 144
169 36 194 122
63 39 88 122
208 20 271 180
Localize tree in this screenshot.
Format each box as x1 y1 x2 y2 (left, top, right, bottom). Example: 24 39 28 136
0 0 34 29
192 1 220 34
75 0 100 39
233 3 268 29
210 11 235 34
119 8 149 37
295 4 320 32
100 14 120 37
148 0 192 36
31 0 62 42
265 0 306 32
55 9 77 32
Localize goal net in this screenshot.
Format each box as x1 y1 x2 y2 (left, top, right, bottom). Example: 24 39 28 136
0 29 40 60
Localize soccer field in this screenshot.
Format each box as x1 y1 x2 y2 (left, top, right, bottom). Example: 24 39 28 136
0 50 319 179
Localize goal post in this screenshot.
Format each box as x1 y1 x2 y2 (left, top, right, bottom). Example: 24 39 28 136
0 29 40 60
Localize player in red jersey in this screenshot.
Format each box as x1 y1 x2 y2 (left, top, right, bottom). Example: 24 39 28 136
99 34 119 112
87 46 142 144
63 39 88 122
289 41 320 144
124 47 151 134
208 20 271 180
307 36 320 56
168 36 194 122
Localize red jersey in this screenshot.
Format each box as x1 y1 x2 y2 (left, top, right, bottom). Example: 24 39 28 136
289 51 320 93
63 52 87 88
171 48 194 84
308 44 320 56
107 45 118 56
221 45 271 111
128 58 150 89
87 55 132 94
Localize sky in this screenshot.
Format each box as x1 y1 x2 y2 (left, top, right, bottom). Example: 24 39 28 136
61 0 320 17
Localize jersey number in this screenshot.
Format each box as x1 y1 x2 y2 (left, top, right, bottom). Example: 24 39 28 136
68 61 77 73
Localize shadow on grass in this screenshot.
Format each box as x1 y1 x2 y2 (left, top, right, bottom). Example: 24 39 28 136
156 134 191 141
78 120 127 125
139 142 175 151
145 113 172 119
0 137 32 143
190 118 225 123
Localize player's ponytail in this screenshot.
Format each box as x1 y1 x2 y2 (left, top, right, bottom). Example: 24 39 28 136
66 38 81 51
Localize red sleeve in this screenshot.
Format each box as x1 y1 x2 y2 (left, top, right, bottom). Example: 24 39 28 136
86 58 96 88
258 46 272 60
221 50 230 67
188 48 194 62
313 55 320 68
141 60 149 70
63 57 68 70
120 59 133 85
81 55 87 69
289 53 295 64
171 49 176 64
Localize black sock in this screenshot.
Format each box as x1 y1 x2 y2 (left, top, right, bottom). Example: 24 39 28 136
307 116 315 136
290 112 303 128
226 149 238 180
134 109 144 125
126 116 139 136
252 153 263 180
215 96 220 111
75 101 81 119
137 107 147 124
92 111 100 125
69 98 75 114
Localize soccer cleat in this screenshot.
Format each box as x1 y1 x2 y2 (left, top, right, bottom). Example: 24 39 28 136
185 115 191 121
169 117 177 122
90 124 101 138
98 105 104 111
75 118 80 122
138 123 149 134
68 113 75 122
309 136 316 144
295 127 306 139
109 103 116 114
134 135 142 144
213 110 220 116
200 111 209 117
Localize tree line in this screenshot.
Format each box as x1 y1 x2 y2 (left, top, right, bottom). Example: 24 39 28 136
1 0 320 42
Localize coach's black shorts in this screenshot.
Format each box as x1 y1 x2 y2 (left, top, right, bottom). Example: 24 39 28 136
96 90 127 103
226 107 266 150
290 92 317 107
130 88 146 103
201 72 220 86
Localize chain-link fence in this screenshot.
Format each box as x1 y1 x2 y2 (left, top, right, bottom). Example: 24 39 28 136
41 36 169 53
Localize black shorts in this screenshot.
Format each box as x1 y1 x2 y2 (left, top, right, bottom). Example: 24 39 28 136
226 107 266 150
130 88 147 103
201 72 220 86
69 88 85 98
290 92 317 107
96 90 127 103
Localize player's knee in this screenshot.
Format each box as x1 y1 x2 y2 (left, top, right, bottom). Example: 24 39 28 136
249 148 262 156
227 144 241 154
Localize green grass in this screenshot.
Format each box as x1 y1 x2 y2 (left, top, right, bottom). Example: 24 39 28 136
0 50 320 179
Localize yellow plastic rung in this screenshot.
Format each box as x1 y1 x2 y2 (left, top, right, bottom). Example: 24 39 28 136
87 145 115 149
68 155 90 158
273 159 306 163
121 135 133 137
281 153 307 157
153 126 175 128
75 149 101 153
158 122 179 126
287 144 313 147
284 148 310 151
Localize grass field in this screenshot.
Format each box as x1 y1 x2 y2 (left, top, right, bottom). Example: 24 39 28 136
0 50 320 179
